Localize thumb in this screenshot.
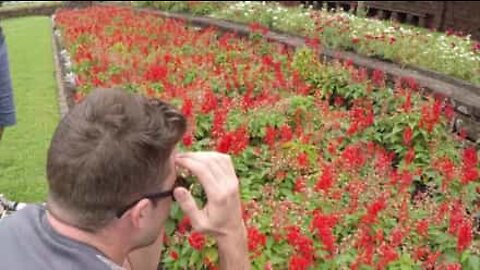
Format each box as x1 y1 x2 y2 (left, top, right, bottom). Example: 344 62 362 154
173 187 205 231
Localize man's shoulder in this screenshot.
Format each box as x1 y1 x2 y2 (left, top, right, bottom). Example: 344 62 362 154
0 204 46 246
0 204 113 269
0 204 43 229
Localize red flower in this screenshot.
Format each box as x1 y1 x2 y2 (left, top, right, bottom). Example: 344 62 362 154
343 58 354 68
403 77 419 91
378 242 398 268
404 147 415 164
473 42 480 53
424 251 441 269
231 126 249 154
413 246 429 261
444 263 462 270
463 147 478 168
294 177 306 193
443 102 455 121
216 127 249 155
247 226 266 254
347 103 374 135
433 157 456 191
341 144 366 170
181 98 193 118
305 37 320 50
169 251 179 260
390 227 404 247
178 216 191 234
461 147 479 184
372 69 385 87
182 133 193 147
188 231 205 250
297 152 309 169
362 196 387 225
400 170 413 192
264 126 276 147
212 109 228 137
334 96 345 106
402 91 412 112
249 22 268 35
403 127 413 146
216 133 233 154
457 220 473 252
201 90 218 113
315 164 335 192
448 201 465 234
462 166 479 184
144 64 168 82
416 219 430 237
280 124 293 142
288 255 311 270
375 149 394 174
311 211 337 254
204 258 218 270
419 99 442 132
286 226 314 262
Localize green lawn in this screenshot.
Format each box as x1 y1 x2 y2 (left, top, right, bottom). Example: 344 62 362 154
0 16 59 202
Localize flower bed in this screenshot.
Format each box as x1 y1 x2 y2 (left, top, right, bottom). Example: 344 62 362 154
134 1 480 87
54 6 479 269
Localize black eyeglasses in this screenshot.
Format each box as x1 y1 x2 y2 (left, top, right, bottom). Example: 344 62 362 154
116 176 190 218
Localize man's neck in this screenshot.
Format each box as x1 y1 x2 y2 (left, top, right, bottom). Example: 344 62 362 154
46 210 129 266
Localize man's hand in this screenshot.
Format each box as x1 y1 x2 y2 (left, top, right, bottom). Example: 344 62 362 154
174 152 243 237
174 152 250 270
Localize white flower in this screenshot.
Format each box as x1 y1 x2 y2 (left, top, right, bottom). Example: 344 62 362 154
64 59 72 70
65 72 76 85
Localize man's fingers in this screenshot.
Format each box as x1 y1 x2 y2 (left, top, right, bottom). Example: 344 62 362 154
176 152 236 184
175 155 220 195
173 188 206 231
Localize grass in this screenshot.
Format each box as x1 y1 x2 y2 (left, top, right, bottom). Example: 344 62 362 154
0 16 59 202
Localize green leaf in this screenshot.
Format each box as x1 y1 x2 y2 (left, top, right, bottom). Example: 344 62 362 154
266 237 274 250
205 247 218 264
164 219 176 235
189 250 201 267
462 253 480 270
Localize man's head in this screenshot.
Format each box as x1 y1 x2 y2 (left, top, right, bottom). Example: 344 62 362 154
46 88 186 234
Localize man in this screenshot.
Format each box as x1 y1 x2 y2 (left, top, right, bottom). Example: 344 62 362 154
0 25 16 141
0 88 250 269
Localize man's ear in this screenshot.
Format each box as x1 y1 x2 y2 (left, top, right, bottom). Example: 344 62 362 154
129 199 152 229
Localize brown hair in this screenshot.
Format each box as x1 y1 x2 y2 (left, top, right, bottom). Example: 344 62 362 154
47 88 186 231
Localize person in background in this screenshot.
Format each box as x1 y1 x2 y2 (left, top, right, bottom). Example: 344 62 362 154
0 25 16 141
